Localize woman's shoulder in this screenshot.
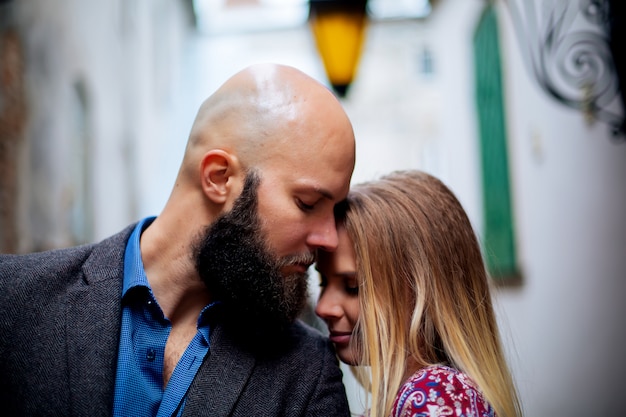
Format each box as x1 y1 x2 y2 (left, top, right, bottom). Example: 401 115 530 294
390 365 495 417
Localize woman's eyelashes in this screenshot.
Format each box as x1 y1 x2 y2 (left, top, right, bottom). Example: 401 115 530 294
319 274 359 295
345 278 359 295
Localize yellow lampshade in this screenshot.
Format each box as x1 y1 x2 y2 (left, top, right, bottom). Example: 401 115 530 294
309 0 368 97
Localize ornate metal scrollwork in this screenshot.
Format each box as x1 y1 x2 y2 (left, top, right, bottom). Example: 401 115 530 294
503 0 625 140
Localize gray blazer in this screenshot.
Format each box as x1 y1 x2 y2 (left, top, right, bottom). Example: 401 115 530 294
0 225 350 417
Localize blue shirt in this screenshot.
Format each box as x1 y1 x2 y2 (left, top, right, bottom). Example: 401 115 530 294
112 217 216 417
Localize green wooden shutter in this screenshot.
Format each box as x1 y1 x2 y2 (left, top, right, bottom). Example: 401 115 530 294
473 4 520 282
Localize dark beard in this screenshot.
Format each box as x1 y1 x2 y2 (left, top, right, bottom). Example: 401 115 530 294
193 171 310 353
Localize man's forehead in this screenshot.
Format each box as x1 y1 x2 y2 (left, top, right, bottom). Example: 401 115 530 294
290 177 350 201
255 147 352 200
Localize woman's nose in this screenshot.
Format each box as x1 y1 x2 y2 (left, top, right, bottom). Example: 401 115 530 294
315 289 343 320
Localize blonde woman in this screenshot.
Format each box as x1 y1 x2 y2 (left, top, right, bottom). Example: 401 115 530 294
315 170 522 417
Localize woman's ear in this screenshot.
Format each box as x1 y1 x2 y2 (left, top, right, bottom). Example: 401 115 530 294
199 149 242 205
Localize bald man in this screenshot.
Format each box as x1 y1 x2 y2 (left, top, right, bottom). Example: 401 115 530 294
0 64 355 417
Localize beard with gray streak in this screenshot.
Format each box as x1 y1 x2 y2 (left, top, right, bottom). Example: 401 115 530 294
193 171 310 353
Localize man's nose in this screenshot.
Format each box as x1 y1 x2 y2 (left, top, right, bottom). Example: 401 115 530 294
306 216 339 252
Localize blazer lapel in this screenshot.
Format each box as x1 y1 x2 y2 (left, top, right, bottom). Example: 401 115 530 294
183 325 256 417
65 228 131 415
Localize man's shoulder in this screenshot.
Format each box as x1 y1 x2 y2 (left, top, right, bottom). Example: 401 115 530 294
270 319 334 363
188 319 349 417
289 319 328 347
214 318 333 364
0 224 136 282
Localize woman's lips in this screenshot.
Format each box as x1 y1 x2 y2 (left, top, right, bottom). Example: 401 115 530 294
328 331 352 345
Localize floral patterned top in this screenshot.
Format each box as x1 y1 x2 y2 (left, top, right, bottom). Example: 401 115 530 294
389 365 495 417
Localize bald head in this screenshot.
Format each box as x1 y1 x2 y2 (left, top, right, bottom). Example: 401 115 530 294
181 63 355 180
140 63 355 326
149 63 356 296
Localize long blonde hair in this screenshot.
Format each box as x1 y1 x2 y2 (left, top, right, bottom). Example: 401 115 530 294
341 170 521 417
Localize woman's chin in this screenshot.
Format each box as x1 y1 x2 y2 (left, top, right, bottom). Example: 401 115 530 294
335 347 359 366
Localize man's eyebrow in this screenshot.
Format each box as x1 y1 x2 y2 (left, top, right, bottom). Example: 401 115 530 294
297 181 336 201
315 187 334 201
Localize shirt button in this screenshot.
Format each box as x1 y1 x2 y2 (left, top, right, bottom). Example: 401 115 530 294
146 348 156 362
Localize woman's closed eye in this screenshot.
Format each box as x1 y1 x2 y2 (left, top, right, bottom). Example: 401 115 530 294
344 278 359 295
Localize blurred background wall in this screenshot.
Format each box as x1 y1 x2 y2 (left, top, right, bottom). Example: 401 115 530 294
1 0 625 416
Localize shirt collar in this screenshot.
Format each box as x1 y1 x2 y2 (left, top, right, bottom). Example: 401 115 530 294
122 216 220 327
122 216 156 297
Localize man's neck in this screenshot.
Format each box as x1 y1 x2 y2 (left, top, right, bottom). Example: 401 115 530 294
139 216 212 322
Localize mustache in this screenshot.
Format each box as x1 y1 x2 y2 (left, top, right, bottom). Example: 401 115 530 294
276 252 316 268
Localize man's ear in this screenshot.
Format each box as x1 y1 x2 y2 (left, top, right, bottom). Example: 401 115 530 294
199 149 242 205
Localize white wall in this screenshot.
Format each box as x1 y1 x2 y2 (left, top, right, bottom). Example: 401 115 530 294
496 1 626 415
11 0 190 249
402 2 626 415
